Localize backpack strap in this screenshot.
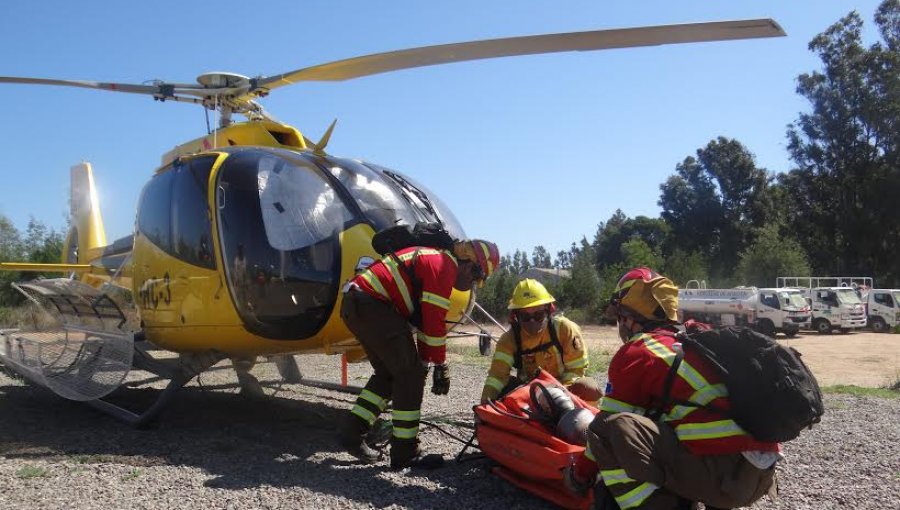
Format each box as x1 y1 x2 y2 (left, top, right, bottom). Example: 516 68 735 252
389 248 423 326
647 330 729 421
512 321 523 371
512 314 563 374
648 344 684 421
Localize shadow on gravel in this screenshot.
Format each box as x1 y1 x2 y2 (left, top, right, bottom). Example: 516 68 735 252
0 381 554 509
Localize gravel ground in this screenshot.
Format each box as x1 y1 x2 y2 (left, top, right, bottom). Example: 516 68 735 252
0 350 898 510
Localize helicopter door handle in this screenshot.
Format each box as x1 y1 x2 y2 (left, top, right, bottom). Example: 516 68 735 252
216 185 226 210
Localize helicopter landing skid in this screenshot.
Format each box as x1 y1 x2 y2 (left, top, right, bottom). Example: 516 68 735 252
86 345 225 428
269 354 363 395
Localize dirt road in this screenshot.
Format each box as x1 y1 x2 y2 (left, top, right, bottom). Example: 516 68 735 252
470 324 900 387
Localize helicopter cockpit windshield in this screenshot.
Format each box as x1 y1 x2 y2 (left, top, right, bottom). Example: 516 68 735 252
325 158 466 240
214 148 467 340
217 149 353 340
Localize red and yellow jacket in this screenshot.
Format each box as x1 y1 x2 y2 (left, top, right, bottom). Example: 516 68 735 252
351 246 458 364
574 323 779 482
600 325 779 455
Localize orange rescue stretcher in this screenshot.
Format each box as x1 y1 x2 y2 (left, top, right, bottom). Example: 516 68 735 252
474 370 598 510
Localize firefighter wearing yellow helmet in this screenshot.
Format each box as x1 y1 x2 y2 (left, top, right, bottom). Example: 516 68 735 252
480 278 603 404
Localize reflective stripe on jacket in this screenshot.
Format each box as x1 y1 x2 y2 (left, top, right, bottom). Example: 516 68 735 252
352 246 457 364
600 327 779 455
481 316 588 402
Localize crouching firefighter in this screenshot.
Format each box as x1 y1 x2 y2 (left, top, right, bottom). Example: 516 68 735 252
480 278 603 405
338 239 500 469
564 267 780 510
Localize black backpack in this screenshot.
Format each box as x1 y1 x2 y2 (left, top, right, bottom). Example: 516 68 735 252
657 326 824 443
369 222 457 328
371 221 457 256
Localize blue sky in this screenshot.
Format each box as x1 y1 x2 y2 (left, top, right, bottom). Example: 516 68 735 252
0 1 886 260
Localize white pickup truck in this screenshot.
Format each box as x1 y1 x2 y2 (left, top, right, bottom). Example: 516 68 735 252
862 289 900 333
776 277 869 334
678 284 811 337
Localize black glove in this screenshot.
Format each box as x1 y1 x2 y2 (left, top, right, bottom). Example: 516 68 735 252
431 363 450 395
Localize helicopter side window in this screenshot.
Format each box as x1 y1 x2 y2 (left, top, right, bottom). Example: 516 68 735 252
137 169 174 253
363 163 467 240
171 156 216 269
326 158 419 231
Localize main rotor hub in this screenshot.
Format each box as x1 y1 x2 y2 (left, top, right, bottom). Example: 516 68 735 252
196 72 250 90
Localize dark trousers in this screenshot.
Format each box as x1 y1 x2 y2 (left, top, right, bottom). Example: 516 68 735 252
587 413 776 509
340 290 427 445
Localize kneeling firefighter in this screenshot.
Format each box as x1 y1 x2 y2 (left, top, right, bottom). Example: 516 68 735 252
480 279 603 405
564 267 780 509
339 239 499 469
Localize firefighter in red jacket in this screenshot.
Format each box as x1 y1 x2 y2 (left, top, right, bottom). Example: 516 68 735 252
564 267 779 509
338 239 499 470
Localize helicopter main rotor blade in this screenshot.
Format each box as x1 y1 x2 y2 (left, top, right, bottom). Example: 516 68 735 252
256 19 784 90
0 76 220 99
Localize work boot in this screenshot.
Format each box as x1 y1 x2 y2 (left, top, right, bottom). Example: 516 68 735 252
390 439 445 470
337 413 382 464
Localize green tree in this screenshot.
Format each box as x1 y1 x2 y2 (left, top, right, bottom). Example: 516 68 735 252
736 224 811 287
0 215 24 306
554 249 572 270
620 238 664 270
475 266 517 321
659 137 773 280
593 210 669 271
505 249 531 275
24 218 64 265
664 249 709 287
782 0 900 286
0 216 66 307
559 244 603 321
531 245 552 268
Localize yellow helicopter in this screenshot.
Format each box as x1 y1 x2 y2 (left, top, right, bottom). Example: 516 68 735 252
0 19 784 425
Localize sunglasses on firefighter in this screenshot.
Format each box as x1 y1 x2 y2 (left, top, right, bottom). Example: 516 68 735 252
517 310 547 323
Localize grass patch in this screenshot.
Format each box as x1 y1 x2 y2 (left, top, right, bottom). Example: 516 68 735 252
121 468 141 481
885 375 900 392
447 343 492 366
822 384 900 399
586 348 612 376
15 465 48 479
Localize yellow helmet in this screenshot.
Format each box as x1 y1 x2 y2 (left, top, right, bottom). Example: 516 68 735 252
606 267 678 322
508 278 556 310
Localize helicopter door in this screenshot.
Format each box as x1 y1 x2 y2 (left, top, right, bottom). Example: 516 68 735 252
169 156 218 324
216 149 353 340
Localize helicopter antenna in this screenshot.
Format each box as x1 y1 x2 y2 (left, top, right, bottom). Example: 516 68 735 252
312 119 338 156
